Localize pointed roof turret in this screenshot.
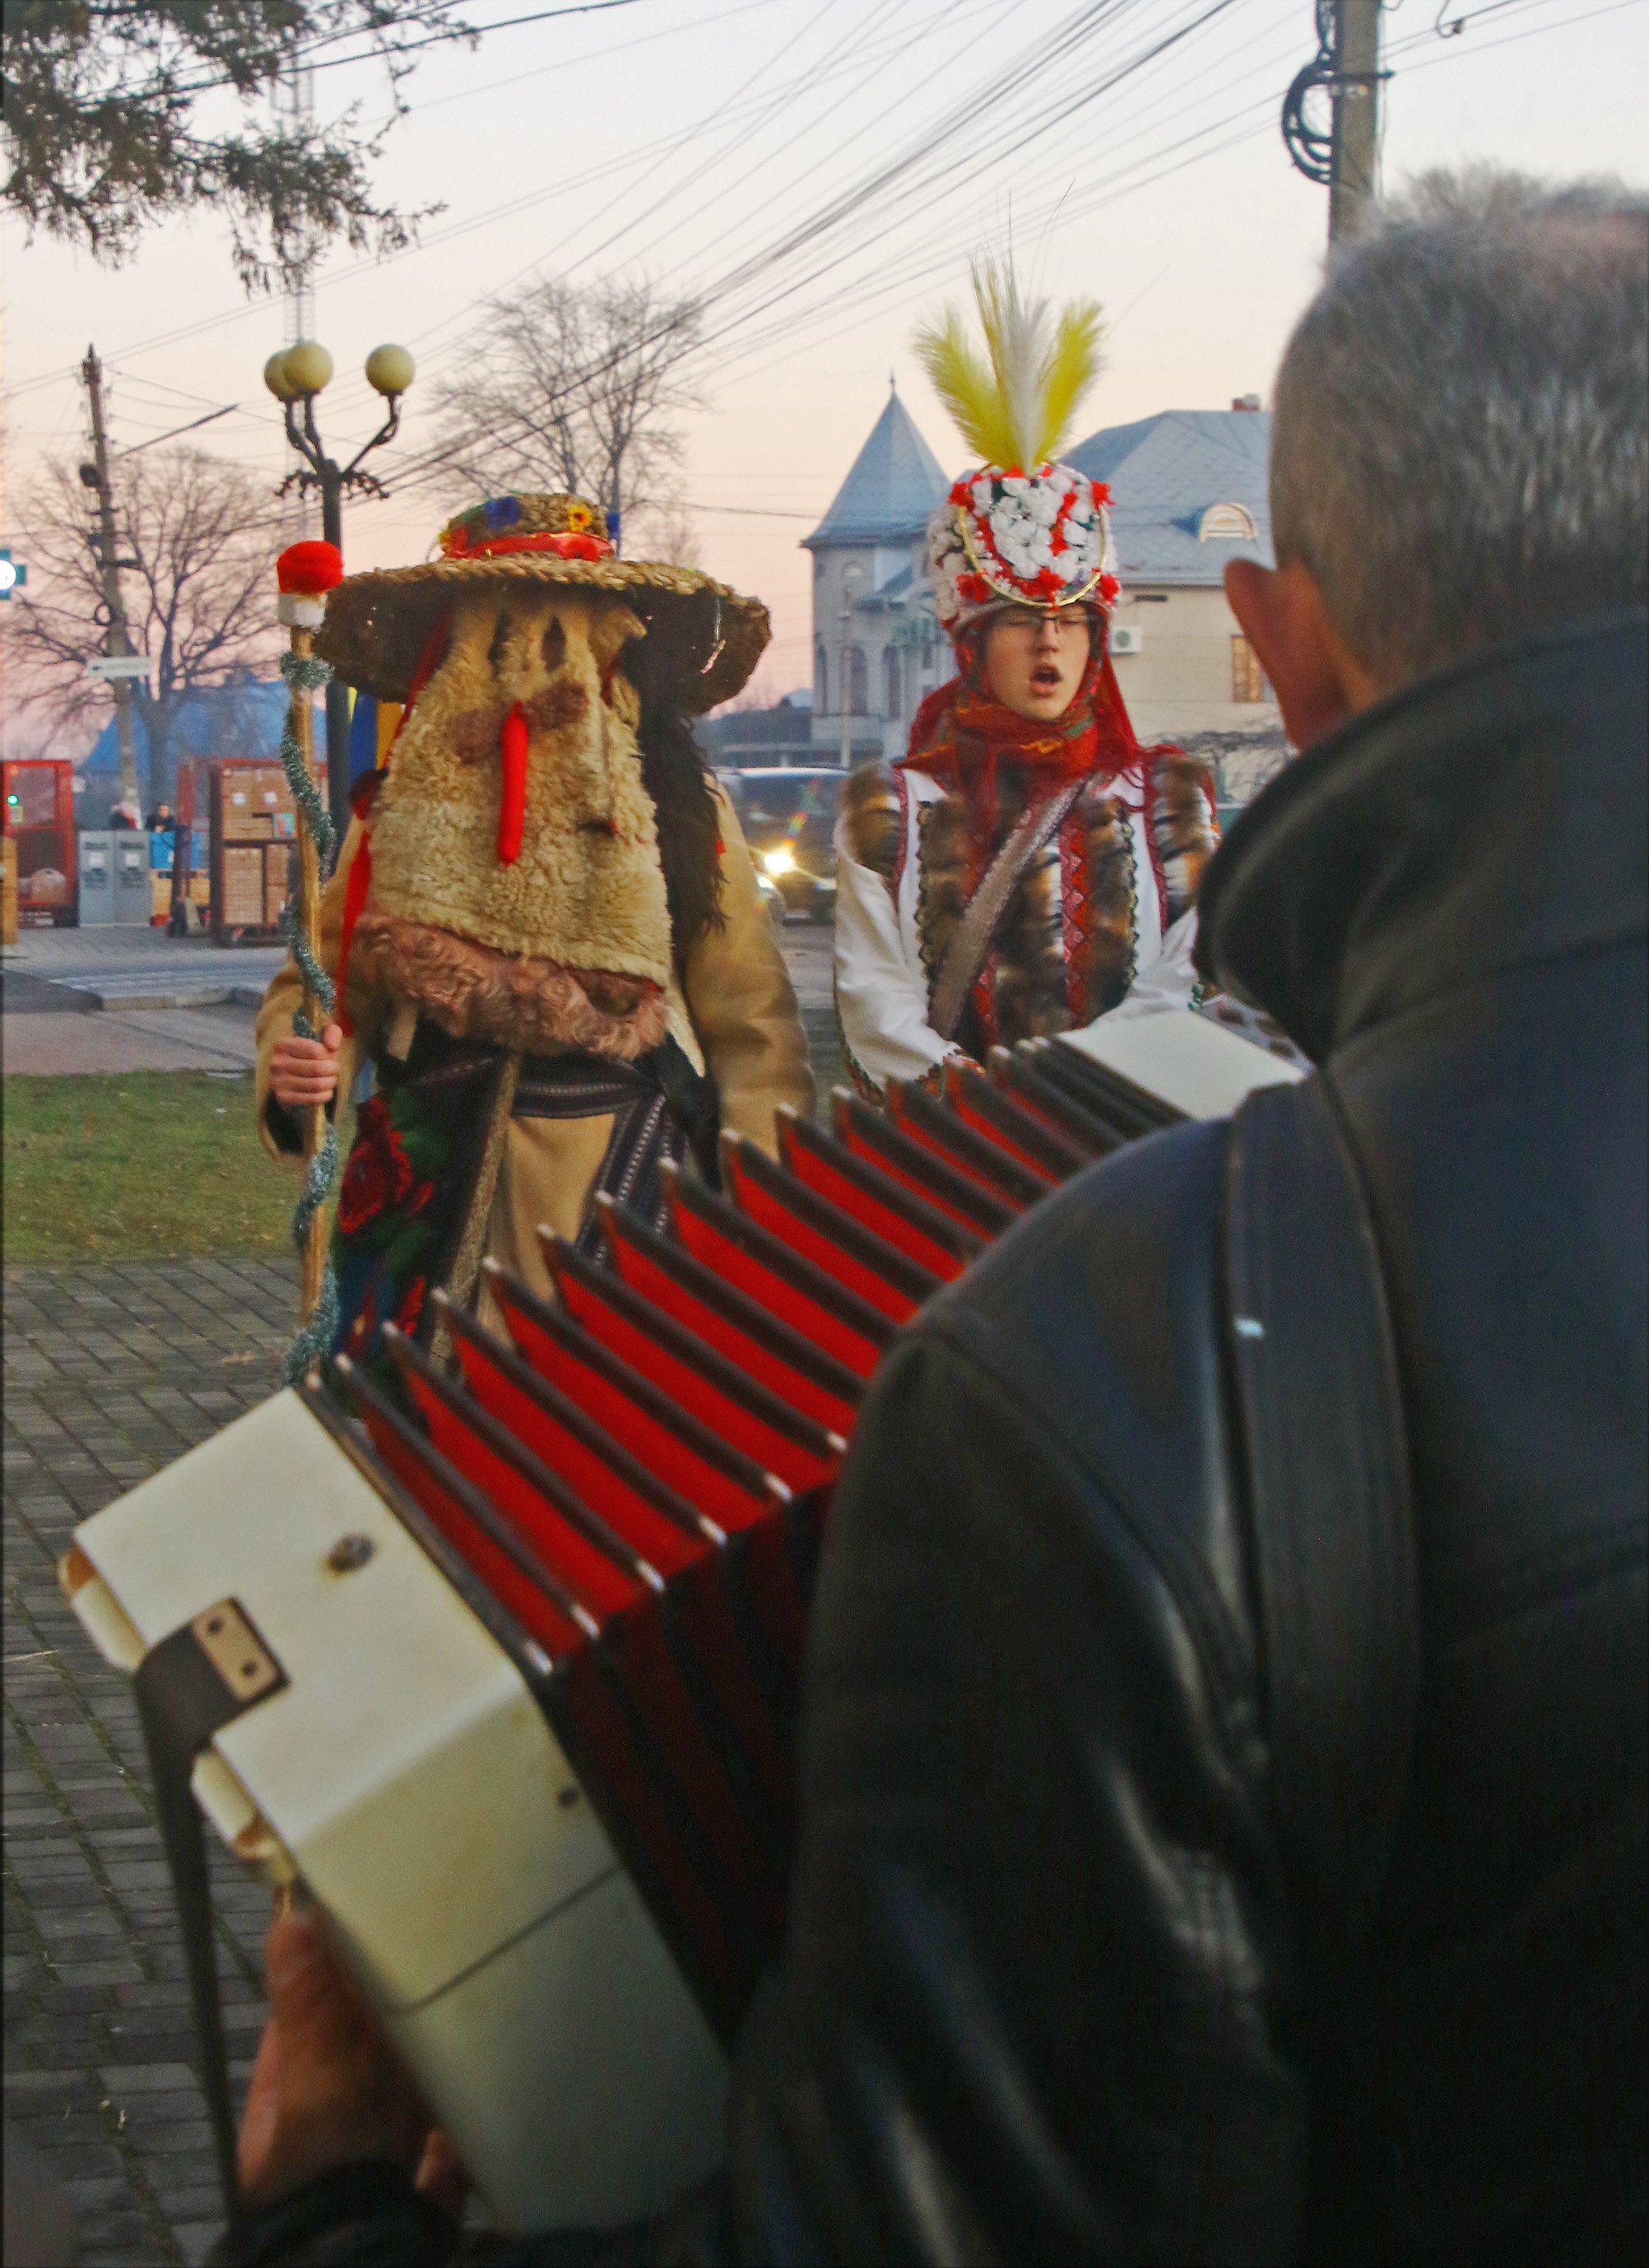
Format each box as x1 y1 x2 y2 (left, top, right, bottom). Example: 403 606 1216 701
802 388 949 549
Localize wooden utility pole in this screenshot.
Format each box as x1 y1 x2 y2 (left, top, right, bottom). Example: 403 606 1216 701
1329 0 1382 242
81 346 142 811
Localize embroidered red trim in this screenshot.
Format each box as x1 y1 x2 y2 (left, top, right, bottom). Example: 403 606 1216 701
443 530 613 564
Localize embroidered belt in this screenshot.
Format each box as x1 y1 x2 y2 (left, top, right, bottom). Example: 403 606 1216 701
513 1057 662 1122
510 1054 681 1257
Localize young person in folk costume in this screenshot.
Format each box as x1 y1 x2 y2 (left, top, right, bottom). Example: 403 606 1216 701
255 493 812 1382
834 263 1220 1093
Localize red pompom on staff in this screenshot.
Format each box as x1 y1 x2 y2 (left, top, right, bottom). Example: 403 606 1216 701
276 541 345 1351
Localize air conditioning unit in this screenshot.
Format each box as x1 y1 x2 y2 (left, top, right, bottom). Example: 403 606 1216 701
1109 625 1144 655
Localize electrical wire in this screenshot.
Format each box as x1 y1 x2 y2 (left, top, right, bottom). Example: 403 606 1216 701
169 0 655 96
384 0 1230 494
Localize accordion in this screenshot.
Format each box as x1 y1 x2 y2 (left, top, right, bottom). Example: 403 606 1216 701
60 1012 1303 2233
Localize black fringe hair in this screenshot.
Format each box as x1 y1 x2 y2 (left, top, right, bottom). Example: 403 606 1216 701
621 625 727 964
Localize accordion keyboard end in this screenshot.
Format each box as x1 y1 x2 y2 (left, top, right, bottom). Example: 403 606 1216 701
191 1751 297 1885
60 1548 146 1673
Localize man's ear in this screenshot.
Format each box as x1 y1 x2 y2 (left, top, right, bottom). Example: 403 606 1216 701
1225 557 1374 751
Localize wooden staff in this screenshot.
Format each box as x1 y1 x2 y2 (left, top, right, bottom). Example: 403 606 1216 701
275 542 345 1328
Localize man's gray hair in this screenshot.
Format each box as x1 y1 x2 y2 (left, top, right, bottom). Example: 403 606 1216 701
1270 167 1648 688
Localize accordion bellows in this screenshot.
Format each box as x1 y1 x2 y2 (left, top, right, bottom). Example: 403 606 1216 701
62 1013 1303 2234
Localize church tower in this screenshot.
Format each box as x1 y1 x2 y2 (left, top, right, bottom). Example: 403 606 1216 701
802 383 950 765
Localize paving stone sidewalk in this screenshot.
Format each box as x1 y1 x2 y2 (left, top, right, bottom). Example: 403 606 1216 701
4 1261 296 2267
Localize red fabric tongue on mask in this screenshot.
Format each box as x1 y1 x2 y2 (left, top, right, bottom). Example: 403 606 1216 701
498 704 528 865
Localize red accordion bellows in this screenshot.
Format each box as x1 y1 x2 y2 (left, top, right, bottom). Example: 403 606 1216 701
325 1037 1187 2045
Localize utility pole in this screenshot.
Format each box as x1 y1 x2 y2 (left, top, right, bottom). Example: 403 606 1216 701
1330 0 1382 243
1281 0 1383 244
81 346 142 812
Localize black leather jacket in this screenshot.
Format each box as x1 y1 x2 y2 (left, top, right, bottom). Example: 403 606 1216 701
223 615 1647 2268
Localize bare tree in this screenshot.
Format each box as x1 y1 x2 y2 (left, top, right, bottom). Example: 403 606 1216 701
430 276 703 538
629 502 703 568
7 447 285 809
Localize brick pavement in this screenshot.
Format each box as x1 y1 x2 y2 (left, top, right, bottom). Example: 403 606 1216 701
4 1261 296 2267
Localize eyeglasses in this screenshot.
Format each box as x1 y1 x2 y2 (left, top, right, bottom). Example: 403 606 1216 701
993 607 1092 639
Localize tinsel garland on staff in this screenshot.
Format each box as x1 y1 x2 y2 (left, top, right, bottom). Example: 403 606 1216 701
274 542 345 1381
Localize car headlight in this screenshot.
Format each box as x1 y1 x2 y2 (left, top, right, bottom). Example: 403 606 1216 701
762 845 796 878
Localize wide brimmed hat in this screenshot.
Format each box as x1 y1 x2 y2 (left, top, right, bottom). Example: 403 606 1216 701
314 491 769 714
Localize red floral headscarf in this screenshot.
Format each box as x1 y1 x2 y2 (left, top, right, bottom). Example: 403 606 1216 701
899 613 1151 830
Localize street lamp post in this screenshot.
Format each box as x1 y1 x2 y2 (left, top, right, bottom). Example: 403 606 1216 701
264 340 415 841
838 559 863 770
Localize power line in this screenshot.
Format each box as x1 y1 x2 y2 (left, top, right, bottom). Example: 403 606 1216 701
170 0 653 95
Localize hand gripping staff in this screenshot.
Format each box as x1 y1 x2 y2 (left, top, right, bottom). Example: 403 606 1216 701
274 541 345 1378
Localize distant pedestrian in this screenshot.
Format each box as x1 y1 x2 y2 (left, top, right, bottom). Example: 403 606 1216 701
109 798 141 830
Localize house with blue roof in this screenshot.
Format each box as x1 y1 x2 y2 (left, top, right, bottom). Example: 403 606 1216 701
797 390 1284 786
801 383 952 763
1066 405 1283 769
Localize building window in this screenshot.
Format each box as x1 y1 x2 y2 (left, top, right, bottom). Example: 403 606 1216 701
883 648 902 721
1201 502 1256 541
815 644 829 713
848 644 868 717
1231 635 1271 704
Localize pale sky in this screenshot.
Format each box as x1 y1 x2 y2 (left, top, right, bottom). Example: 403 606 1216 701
4 0 1647 727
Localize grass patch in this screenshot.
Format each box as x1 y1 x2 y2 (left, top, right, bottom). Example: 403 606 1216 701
3 1072 299 1262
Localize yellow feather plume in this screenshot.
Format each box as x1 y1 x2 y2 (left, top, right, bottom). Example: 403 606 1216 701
914 257 1105 473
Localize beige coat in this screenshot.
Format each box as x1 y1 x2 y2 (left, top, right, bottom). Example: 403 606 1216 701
254 781 814 1319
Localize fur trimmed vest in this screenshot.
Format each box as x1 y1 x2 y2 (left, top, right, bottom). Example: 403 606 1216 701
842 749 1217 1057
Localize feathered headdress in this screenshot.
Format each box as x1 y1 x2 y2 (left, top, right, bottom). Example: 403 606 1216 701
915 257 1104 474
915 257 1121 635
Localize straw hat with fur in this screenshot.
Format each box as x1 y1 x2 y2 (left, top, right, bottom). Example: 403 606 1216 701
316 491 769 714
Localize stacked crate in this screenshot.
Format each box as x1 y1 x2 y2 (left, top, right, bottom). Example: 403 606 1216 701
211 760 305 944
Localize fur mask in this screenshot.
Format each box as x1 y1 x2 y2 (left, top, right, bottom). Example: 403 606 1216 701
348 588 671 1060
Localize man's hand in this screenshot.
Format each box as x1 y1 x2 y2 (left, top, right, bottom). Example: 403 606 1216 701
269 1024 343 1111
238 1903 430 2210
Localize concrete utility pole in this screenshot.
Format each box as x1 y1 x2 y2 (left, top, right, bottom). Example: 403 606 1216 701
1330 0 1382 242
1281 0 1383 244
81 346 142 811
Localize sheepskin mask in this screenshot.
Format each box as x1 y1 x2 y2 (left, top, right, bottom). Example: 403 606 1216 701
346 587 672 1061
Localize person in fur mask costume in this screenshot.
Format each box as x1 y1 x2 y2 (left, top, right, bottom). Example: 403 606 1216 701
255 492 812 1380
834 263 1219 1094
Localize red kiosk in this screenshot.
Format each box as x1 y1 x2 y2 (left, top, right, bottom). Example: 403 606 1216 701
2 760 77 926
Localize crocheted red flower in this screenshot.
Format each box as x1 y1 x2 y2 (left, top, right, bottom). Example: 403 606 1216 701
337 1096 416 1236
393 1274 429 1337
